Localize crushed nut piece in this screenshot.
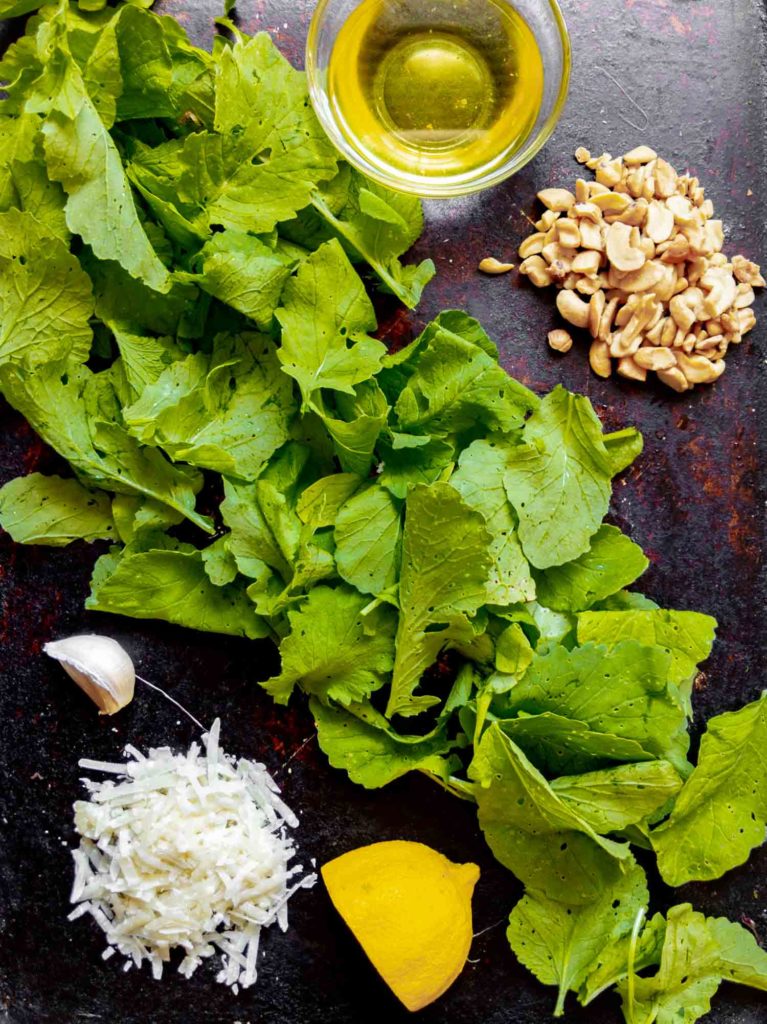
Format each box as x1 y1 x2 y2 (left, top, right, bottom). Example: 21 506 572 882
517 147 764 392
599 296 620 341
518 233 546 259
657 366 690 393
732 255 766 288
738 308 757 334
617 356 647 381
734 283 756 309
589 339 612 377
595 157 623 188
588 290 606 338
519 254 552 288
556 218 581 249
537 188 575 212
572 250 601 275
579 220 605 251
676 351 725 385
606 222 646 272
479 257 515 275
623 145 658 166
548 329 573 353
654 158 678 199
556 289 591 328
645 200 674 243
634 346 677 371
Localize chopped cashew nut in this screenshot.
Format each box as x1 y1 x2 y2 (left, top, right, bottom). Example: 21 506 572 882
556 289 591 328
537 188 575 212
547 329 573 353
606 222 646 272
646 201 675 243
654 159 678 198
517 146 763 391
666 194 697 226
623 145 658 165
519 255 552 288
675 352 725 385
617 356 647 382
634 346 677 371
588 290 606 338
572 250 601 275
573 201 601 223
589 340 612 377
578 220 605 251
732 255 766 288
657 366 690 393
478 257 515 274
592 191 632 214
556 218 581 248
518 233 546 259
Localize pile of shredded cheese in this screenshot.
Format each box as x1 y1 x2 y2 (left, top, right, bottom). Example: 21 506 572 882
69 720 315 991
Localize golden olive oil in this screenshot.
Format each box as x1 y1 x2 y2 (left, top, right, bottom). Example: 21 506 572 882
327 0 545 181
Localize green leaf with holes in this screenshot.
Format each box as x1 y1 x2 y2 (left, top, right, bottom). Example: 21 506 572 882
551 760 683 834
0 473 115 546
87 542 268 638
507 641 689 771
0 209 92 370
174 32 338 234
652 692 767 885
470 724 631 904
533 525 649 612
276 239 384 407
505 386 616 569
579 912 666 1006
309 169 435 308
451 438 536 606
507 857 649 1016
386 483 492 718
577 608 717 686
0 361 210 533
620 904 767 1024
499 713 656 777
37 11 171 293
335 484 402 596
123 333 295 482
394 321 537 440
262 585 396 706
185 230 295 331
312 696 453 788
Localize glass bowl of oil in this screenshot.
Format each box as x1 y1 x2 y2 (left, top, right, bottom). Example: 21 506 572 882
307 0 571 198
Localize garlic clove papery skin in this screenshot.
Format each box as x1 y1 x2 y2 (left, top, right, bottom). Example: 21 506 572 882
44 635 135 715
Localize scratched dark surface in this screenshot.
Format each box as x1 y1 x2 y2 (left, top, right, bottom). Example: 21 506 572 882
1 1 766 1022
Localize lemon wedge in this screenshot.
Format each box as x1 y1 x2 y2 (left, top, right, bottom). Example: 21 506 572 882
322 839 479 1012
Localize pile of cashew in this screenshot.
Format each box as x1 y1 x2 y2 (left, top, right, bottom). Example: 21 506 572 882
517 146 764 393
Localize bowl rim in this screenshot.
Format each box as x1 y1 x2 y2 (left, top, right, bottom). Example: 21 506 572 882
305 0 572 198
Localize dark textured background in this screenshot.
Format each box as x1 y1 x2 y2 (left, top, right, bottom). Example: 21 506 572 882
1 1 766 1022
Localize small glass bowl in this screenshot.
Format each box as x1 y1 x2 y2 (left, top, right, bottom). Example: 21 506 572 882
306 0 571 199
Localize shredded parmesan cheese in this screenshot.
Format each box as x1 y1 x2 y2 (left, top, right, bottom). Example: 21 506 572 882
69 720 315 990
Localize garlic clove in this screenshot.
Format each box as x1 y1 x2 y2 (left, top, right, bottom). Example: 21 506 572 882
44 634 135 715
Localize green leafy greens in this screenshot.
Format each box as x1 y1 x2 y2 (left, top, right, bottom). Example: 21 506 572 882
652 693 767 885
0 4 764 1022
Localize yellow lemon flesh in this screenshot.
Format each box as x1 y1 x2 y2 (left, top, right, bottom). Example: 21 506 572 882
322 840 479 1012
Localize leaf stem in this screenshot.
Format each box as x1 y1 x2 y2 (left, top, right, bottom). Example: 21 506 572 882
626 905 646 1024
310 191 415 306
420 770 477 803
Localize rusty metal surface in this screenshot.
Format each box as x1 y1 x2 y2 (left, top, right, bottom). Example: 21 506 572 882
1 1 766 1022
